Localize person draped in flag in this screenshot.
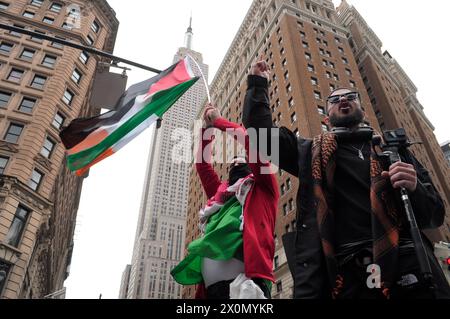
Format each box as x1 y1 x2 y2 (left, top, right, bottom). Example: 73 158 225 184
171 104 279 299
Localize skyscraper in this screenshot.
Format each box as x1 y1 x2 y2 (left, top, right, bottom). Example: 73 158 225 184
184 0 450 298
124 20 208 299
0 0 118 298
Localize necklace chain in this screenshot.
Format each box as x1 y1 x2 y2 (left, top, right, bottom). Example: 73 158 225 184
350 143 365 160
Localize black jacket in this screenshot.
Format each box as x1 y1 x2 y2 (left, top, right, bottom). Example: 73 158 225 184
242 75 446 299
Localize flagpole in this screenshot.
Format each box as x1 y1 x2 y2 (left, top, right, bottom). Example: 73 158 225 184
185 54 211 103
0 22 162 74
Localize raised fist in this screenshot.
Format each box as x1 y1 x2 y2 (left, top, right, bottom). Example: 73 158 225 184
251 60 270 79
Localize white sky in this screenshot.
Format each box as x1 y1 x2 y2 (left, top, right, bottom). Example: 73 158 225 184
64 0 450 298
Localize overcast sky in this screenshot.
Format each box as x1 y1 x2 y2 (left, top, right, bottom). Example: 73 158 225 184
63 0 450 298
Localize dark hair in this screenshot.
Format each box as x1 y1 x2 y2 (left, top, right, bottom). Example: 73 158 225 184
327 87 354 98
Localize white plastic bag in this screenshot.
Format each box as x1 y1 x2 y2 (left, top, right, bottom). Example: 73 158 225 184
229 273 267 299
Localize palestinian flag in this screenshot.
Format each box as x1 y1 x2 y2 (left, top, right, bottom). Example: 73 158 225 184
59 57 198 176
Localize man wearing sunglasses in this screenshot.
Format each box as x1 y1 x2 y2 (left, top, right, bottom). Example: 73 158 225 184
242 60 450 299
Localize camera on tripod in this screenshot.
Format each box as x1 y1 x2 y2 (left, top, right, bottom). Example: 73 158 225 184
382 128 408 149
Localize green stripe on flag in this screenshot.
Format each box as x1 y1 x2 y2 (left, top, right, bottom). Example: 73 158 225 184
171 197 243 285
67 77 198 171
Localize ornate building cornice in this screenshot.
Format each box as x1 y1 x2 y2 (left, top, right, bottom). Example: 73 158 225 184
0 175 52 213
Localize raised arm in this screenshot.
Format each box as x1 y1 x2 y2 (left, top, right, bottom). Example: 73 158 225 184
195 126 221 199
204 105 277 195
242 61 299 176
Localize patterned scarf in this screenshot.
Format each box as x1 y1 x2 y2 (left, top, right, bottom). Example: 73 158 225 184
311 132 401 298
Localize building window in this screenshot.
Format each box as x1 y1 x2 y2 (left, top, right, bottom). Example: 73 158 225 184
62 22 72 30
281 184 286 195
30 29 45 42
305 52 311 60
50 3 62 13
333 74 339 81
0 1 10 10
289 198 295 211
322 59 327 67
20 48 35 61
282 58 287 67
291 112 297 123
300 31 306 38
22 11 35 18
302 41 309 48
7 68 24 83
329 62 335 69
345 68 352 76
319 48 325 55
51 36 65 48
317 106 325 115
330 84 336 91
0 155 9 174
42 17 54 24
86 35 94 46
283 204 288 215
274 256 279 268
276 281 283 292
28 169 43 190
314 91 322 100
338 47 344 54
307 64 315 72
5 205 30 247
31 0 43 6
342 57 349 64
10 24 24 37
326 71 331 79
326 51 332 58
91 20 100 33
323 40 328 47
288 97 294 108
63 89 74 105
42 54 56 68
79 51 89 64
287 178 291 190
286 84 292 93
350 80 356 88
0 91 12 108
294 128 300 138
52 112 65 129
311 77 318 85
18 97 36 113
322 123 329 132
31 75 47 90
4 123 24 144
41 136 56 158
71 69 82 84
0 41 13 54
0 261 11 295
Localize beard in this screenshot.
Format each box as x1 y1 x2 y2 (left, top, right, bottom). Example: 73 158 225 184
329 107 364 128
228 163 252 185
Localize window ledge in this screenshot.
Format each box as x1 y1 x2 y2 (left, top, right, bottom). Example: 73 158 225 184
0 242 22 264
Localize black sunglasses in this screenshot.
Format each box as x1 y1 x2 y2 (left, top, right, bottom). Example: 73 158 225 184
327 92 359 104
